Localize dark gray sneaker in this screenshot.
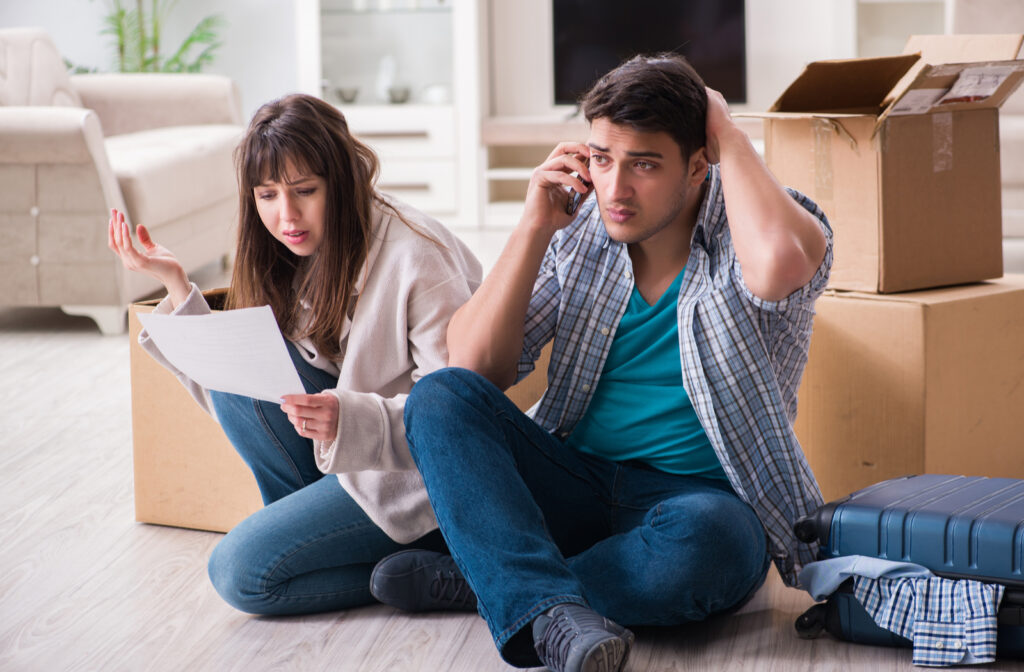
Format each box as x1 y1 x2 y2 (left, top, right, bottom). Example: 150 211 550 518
532 604 634 672
369 550 477 612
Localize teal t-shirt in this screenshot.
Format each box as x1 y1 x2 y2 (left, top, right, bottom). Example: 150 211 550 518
567 268 727 479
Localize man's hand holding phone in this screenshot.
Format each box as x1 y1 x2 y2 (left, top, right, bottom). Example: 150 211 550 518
565 155 592 215
519 142 593 235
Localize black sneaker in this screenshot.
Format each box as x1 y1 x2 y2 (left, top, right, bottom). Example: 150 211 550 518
532 603 634 672
370 550 477 612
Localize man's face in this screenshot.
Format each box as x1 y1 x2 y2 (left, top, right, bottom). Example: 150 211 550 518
586 118 705 246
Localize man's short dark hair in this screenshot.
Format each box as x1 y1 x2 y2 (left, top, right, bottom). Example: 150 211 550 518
581 53 707 159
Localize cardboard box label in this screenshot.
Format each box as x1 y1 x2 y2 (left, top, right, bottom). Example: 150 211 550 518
889 88 946 115
938 64 1018 104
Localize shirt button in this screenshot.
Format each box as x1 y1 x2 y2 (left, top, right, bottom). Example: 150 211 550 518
935 642 944 649
581 383 591 392
600 327 610 336
623 270 631 279
950 640 961 649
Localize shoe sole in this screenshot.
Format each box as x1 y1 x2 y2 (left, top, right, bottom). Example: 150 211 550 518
581 636 631 672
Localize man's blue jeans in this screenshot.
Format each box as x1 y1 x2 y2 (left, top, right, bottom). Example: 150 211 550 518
205 344 446 615
405 367 771 666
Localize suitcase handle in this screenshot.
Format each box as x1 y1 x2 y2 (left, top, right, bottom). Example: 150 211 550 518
794 500 843 545
794 516 819 544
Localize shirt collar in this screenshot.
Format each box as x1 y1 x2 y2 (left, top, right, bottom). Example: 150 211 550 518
692 164 723 249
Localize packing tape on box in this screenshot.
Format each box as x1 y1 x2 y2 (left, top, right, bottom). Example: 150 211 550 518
813 119 834 201
812 118 858 202
932 111 953 173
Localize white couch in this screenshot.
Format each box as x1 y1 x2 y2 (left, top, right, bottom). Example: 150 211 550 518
0 27 244 333
953 0 1024 273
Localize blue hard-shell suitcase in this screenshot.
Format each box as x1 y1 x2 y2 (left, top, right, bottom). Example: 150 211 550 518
794 474 1024 585
793 475 1024 656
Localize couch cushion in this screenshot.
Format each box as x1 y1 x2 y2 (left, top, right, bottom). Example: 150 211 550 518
0 28 81 107
105 124 242 229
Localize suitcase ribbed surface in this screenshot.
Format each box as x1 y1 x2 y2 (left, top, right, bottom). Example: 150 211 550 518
825 475 1024 586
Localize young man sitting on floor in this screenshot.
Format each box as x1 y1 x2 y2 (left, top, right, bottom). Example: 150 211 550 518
371 53 832 672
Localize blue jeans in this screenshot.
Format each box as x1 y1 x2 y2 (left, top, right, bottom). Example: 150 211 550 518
206 344 446 615
405 368 771 667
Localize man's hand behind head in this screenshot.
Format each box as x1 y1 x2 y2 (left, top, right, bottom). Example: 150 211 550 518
704 87 734 165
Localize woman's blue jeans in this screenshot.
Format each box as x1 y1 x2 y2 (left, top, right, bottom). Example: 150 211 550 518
405 367 771 666
206 344 446 615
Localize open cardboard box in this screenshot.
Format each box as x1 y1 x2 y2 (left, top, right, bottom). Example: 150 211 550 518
794 274 1024 500
129 289 551 533
129 289 262 533
745 34 1024 293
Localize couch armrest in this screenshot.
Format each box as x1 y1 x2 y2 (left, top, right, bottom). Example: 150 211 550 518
0 106 127 215
70 73 244 136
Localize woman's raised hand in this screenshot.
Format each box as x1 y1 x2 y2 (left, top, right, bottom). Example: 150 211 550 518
108 208 191 308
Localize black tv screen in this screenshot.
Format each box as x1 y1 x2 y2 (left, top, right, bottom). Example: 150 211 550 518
552 0 746 105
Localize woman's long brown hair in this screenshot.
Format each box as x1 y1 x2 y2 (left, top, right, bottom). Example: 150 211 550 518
226 94 379 361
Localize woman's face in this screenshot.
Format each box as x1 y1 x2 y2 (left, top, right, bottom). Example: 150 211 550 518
253 159 328 256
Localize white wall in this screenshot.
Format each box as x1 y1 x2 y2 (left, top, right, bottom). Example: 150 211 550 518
0 0 301 120
0 1 109 70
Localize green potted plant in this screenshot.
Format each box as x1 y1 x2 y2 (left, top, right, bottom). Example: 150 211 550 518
69 0 225 73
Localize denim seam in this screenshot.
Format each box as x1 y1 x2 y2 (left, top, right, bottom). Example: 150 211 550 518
251 398 308 488
258 518 380 602
496 409 610 505
496 594 589 651
609 464 623 530
439 537 586 649
259 583 369 604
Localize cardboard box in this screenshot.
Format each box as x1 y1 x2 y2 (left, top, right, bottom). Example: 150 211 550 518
130 290 263 533
793 275 1024 500
129 290 551 533
748 35 1024 293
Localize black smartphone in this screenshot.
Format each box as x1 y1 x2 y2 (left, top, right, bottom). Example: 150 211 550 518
565 157 592 215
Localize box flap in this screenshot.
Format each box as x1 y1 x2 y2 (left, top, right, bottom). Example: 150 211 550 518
769 54 920 114
885 34 1024 107
906 33 1023 63
879 59 1024 130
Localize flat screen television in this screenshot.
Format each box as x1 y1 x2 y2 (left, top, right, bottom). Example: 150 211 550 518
552 0 746 106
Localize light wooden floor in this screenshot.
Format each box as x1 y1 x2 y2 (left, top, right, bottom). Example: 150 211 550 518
3 258 1023 671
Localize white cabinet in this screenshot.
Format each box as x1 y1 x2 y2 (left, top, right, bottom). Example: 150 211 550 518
294 0 480 228
342 104 458 213
480 117 587 229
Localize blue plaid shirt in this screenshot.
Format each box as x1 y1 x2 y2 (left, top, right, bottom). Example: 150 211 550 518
515 164 833 587
801 556 1005 665
855 576 1004 666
